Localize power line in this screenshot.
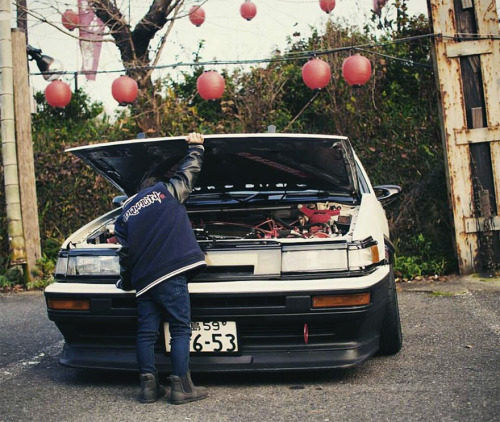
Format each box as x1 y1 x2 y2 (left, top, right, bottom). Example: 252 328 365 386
28 32 499 78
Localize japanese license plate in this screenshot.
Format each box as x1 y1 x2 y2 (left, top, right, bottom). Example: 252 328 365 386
164 321 238 353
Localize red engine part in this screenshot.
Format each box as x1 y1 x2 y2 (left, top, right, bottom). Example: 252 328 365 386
298 204 340 224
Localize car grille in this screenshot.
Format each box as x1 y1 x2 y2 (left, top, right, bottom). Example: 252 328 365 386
111 295 287 310
238 322 337 348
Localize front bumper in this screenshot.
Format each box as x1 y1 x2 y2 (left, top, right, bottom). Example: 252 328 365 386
45 266 391 372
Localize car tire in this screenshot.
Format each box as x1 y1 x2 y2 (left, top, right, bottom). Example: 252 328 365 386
378 268 403 355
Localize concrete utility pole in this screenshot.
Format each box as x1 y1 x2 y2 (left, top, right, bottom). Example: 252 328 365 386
0 0 27 265
427 0 500 274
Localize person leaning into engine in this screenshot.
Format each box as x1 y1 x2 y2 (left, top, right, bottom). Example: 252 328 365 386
114 132 208 405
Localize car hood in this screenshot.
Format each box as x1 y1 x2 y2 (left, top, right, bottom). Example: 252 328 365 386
67 133 359 198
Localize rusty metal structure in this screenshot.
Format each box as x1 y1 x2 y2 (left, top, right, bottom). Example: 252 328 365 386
428 0 499 274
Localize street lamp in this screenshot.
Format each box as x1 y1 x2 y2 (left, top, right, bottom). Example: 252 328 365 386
26 45 63 80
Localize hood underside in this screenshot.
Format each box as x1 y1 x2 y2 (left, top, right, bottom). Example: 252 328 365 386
67 134 358 197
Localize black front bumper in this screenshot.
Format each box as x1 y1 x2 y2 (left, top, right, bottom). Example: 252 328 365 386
45 272 391 373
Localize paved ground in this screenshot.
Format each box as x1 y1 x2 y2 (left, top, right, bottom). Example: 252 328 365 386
0 275 499 422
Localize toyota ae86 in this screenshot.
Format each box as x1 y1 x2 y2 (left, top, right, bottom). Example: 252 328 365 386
45 133 403 372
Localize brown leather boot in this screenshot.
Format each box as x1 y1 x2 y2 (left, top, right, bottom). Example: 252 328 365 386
169 371 208 405
139 372 166 403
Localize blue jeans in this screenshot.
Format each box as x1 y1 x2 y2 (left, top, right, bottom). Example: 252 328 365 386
136 274 191 377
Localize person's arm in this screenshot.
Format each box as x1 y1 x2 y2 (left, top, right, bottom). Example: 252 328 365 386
114 219 134 291
164 132 205 204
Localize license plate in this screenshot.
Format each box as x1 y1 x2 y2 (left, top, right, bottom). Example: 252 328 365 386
164 321 238 353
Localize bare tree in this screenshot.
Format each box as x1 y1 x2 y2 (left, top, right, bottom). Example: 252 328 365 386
22 0 194 133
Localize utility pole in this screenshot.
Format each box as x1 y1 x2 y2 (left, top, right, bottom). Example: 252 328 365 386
13 0 42 278
427 0 500 274
16 0 27 40
0 0 27 266
12 28 42 276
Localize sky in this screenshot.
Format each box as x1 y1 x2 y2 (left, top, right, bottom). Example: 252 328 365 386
26 0 429 113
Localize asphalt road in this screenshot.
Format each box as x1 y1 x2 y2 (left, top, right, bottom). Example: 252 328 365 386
1 276 499 422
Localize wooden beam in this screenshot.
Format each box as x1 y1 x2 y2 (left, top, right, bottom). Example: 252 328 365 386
446 39 493 57
461 0 473 9
12 29 41 279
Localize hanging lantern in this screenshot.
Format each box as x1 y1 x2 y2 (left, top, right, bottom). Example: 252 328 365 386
342 54 372 86
302 58 331 90
189 6 205 27
111 76 138 105
45 80 72 108
61 9 79 31
240 0 257 21
319 0 336 14
197 71 225 100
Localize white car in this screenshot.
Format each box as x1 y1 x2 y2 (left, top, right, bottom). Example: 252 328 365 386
45 133 402 372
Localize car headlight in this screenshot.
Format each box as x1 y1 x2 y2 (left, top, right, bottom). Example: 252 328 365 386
282 246 348 272
54 256 69 277
65 255 120 276
282 237 381 273
348 242 380 270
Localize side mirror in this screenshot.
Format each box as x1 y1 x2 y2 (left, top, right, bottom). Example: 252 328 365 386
373 185 402 206
112 195 128 207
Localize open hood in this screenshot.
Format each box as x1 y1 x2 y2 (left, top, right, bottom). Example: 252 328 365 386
67 133 359 198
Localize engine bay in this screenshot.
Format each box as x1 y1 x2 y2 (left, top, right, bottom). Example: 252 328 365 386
190 202 354 241
87 201 356 245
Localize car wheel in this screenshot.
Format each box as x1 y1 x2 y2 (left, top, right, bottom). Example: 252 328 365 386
378 268 403 355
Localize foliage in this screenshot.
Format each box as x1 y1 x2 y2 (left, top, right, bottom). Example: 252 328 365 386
0 3 457 285
28 255 56 290
394 234 448 279
0 90 126 286
0 264 24 289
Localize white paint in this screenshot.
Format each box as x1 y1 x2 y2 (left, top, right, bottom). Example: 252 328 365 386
45 264 390 295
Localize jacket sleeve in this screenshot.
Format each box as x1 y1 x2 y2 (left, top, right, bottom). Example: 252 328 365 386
164 145 204 204
113 216 134 291
116 246 134 291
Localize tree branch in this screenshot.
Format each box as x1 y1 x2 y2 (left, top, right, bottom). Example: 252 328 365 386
90 0 136 65
132 0 183 61
144 3 183 82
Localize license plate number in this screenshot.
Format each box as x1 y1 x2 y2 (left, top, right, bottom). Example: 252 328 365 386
164 321 238 353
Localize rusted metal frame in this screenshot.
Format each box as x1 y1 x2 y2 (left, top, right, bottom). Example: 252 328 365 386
456 0 499 270
427 0 500 272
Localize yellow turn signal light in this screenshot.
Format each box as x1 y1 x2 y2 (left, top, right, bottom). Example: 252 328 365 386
312 293 371 308
370 245 380 263
47 298 90 311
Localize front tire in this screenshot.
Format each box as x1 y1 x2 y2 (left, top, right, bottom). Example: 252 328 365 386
379 268 403 355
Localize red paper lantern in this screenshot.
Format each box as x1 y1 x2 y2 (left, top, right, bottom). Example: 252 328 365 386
112 76 138 105
342 54 372 86
240 1 257 21
302 58 331 90
189 6 205 27
62 9 79 31
45 80 72 108
197 71 225 100
319 0 336 14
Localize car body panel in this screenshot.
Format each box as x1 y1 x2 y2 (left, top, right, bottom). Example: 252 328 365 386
45 133 402 372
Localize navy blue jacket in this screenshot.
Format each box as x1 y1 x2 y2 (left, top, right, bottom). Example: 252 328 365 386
114 145 206 296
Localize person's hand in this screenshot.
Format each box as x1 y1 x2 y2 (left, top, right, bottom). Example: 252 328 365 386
186 132 204 145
